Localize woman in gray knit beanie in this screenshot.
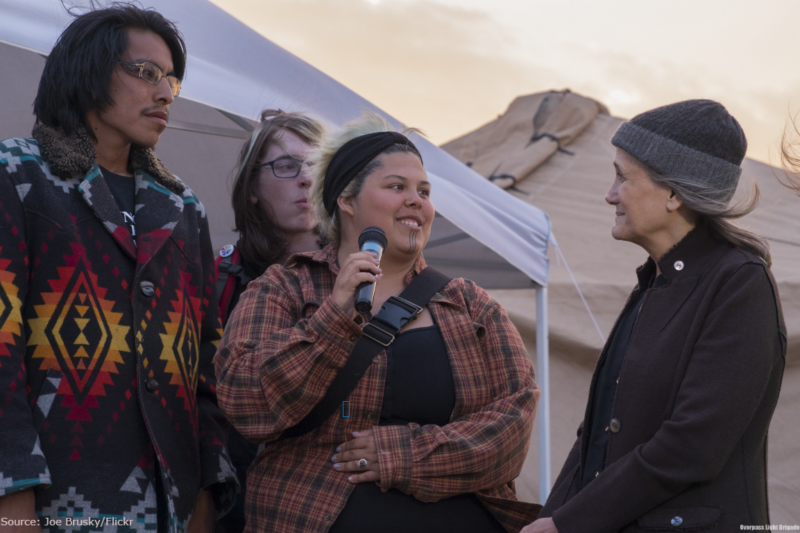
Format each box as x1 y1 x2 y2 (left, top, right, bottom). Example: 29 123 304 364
524 100 786 533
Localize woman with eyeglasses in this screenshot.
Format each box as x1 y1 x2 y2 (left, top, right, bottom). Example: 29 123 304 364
216 109 325 325
215 109 325 533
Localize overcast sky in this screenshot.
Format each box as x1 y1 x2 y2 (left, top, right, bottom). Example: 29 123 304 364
210 0 800 164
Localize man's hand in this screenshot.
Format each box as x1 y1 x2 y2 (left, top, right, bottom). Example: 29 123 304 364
186 489 215 533
332 429 381 483
0 490 43 533
521 517 559 533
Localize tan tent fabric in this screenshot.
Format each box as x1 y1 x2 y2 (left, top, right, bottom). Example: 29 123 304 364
441 90 608 190
442 94 800 522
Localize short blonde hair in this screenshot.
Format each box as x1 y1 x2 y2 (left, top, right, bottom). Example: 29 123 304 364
310 111 422 245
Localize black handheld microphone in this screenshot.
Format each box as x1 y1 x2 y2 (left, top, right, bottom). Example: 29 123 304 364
355 226 387 314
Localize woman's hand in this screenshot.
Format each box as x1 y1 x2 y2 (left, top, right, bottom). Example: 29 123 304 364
332 429 381 483
331 251 382 316
521 517 559 533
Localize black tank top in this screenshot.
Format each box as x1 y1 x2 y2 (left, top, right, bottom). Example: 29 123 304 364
329 325 505 533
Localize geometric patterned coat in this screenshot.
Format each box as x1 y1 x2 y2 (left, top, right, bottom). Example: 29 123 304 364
0 124 237 532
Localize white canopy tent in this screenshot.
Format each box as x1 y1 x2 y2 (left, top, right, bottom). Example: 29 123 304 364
0 0 555 499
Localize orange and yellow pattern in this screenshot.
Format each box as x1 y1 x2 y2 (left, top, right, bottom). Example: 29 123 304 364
27 242 130 421
0 250 24 360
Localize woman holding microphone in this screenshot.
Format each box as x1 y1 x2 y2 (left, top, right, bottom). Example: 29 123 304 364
215 113 541 532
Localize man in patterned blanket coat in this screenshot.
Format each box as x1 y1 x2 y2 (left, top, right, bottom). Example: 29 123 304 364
0 5 237 532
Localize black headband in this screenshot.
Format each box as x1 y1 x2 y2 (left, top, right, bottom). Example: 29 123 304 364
323 131 419 216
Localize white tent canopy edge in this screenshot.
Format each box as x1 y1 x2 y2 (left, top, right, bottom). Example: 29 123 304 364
0 0 554 499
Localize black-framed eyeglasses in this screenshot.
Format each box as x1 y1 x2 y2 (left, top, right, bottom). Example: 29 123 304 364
261 156 312 179
118 61 182 97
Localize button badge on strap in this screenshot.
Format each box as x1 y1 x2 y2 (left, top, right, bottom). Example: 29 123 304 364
220 244 235 258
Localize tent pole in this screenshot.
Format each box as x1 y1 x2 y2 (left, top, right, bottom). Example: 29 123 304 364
536 286 551 501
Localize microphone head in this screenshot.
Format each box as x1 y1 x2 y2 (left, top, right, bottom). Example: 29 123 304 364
358 226 387 249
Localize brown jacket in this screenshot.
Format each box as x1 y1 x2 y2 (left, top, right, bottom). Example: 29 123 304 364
540 225 786 532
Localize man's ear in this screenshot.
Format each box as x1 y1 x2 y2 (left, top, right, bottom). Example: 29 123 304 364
337 195 356 218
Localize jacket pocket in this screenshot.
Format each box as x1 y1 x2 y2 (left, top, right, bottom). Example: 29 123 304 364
637 507 720 531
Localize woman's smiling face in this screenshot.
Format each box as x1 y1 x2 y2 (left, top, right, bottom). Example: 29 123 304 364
339 151 434 261
605 148 675 247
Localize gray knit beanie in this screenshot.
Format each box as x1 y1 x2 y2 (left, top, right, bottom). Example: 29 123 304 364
611 99 746 204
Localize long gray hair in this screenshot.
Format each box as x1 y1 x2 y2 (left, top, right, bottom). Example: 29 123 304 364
646 167 771 266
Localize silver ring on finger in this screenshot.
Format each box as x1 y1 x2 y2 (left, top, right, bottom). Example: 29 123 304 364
358 458 368 470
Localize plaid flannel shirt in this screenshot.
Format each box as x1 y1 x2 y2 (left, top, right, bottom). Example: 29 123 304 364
214 245 540 532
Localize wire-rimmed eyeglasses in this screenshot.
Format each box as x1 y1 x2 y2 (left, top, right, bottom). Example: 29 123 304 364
261 156 313 179
118 61 182 97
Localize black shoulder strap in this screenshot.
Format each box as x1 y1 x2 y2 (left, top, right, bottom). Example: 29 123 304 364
277 267 451 442
215 254 235 302
216 247 254 321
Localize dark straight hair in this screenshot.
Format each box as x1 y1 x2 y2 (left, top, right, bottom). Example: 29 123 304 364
33 2 186 139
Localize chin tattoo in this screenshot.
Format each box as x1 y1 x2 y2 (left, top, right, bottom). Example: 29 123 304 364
407 232 418 254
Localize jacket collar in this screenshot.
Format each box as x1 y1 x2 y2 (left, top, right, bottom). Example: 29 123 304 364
635 223 729 288
32 123 189 267
32 122 184 196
